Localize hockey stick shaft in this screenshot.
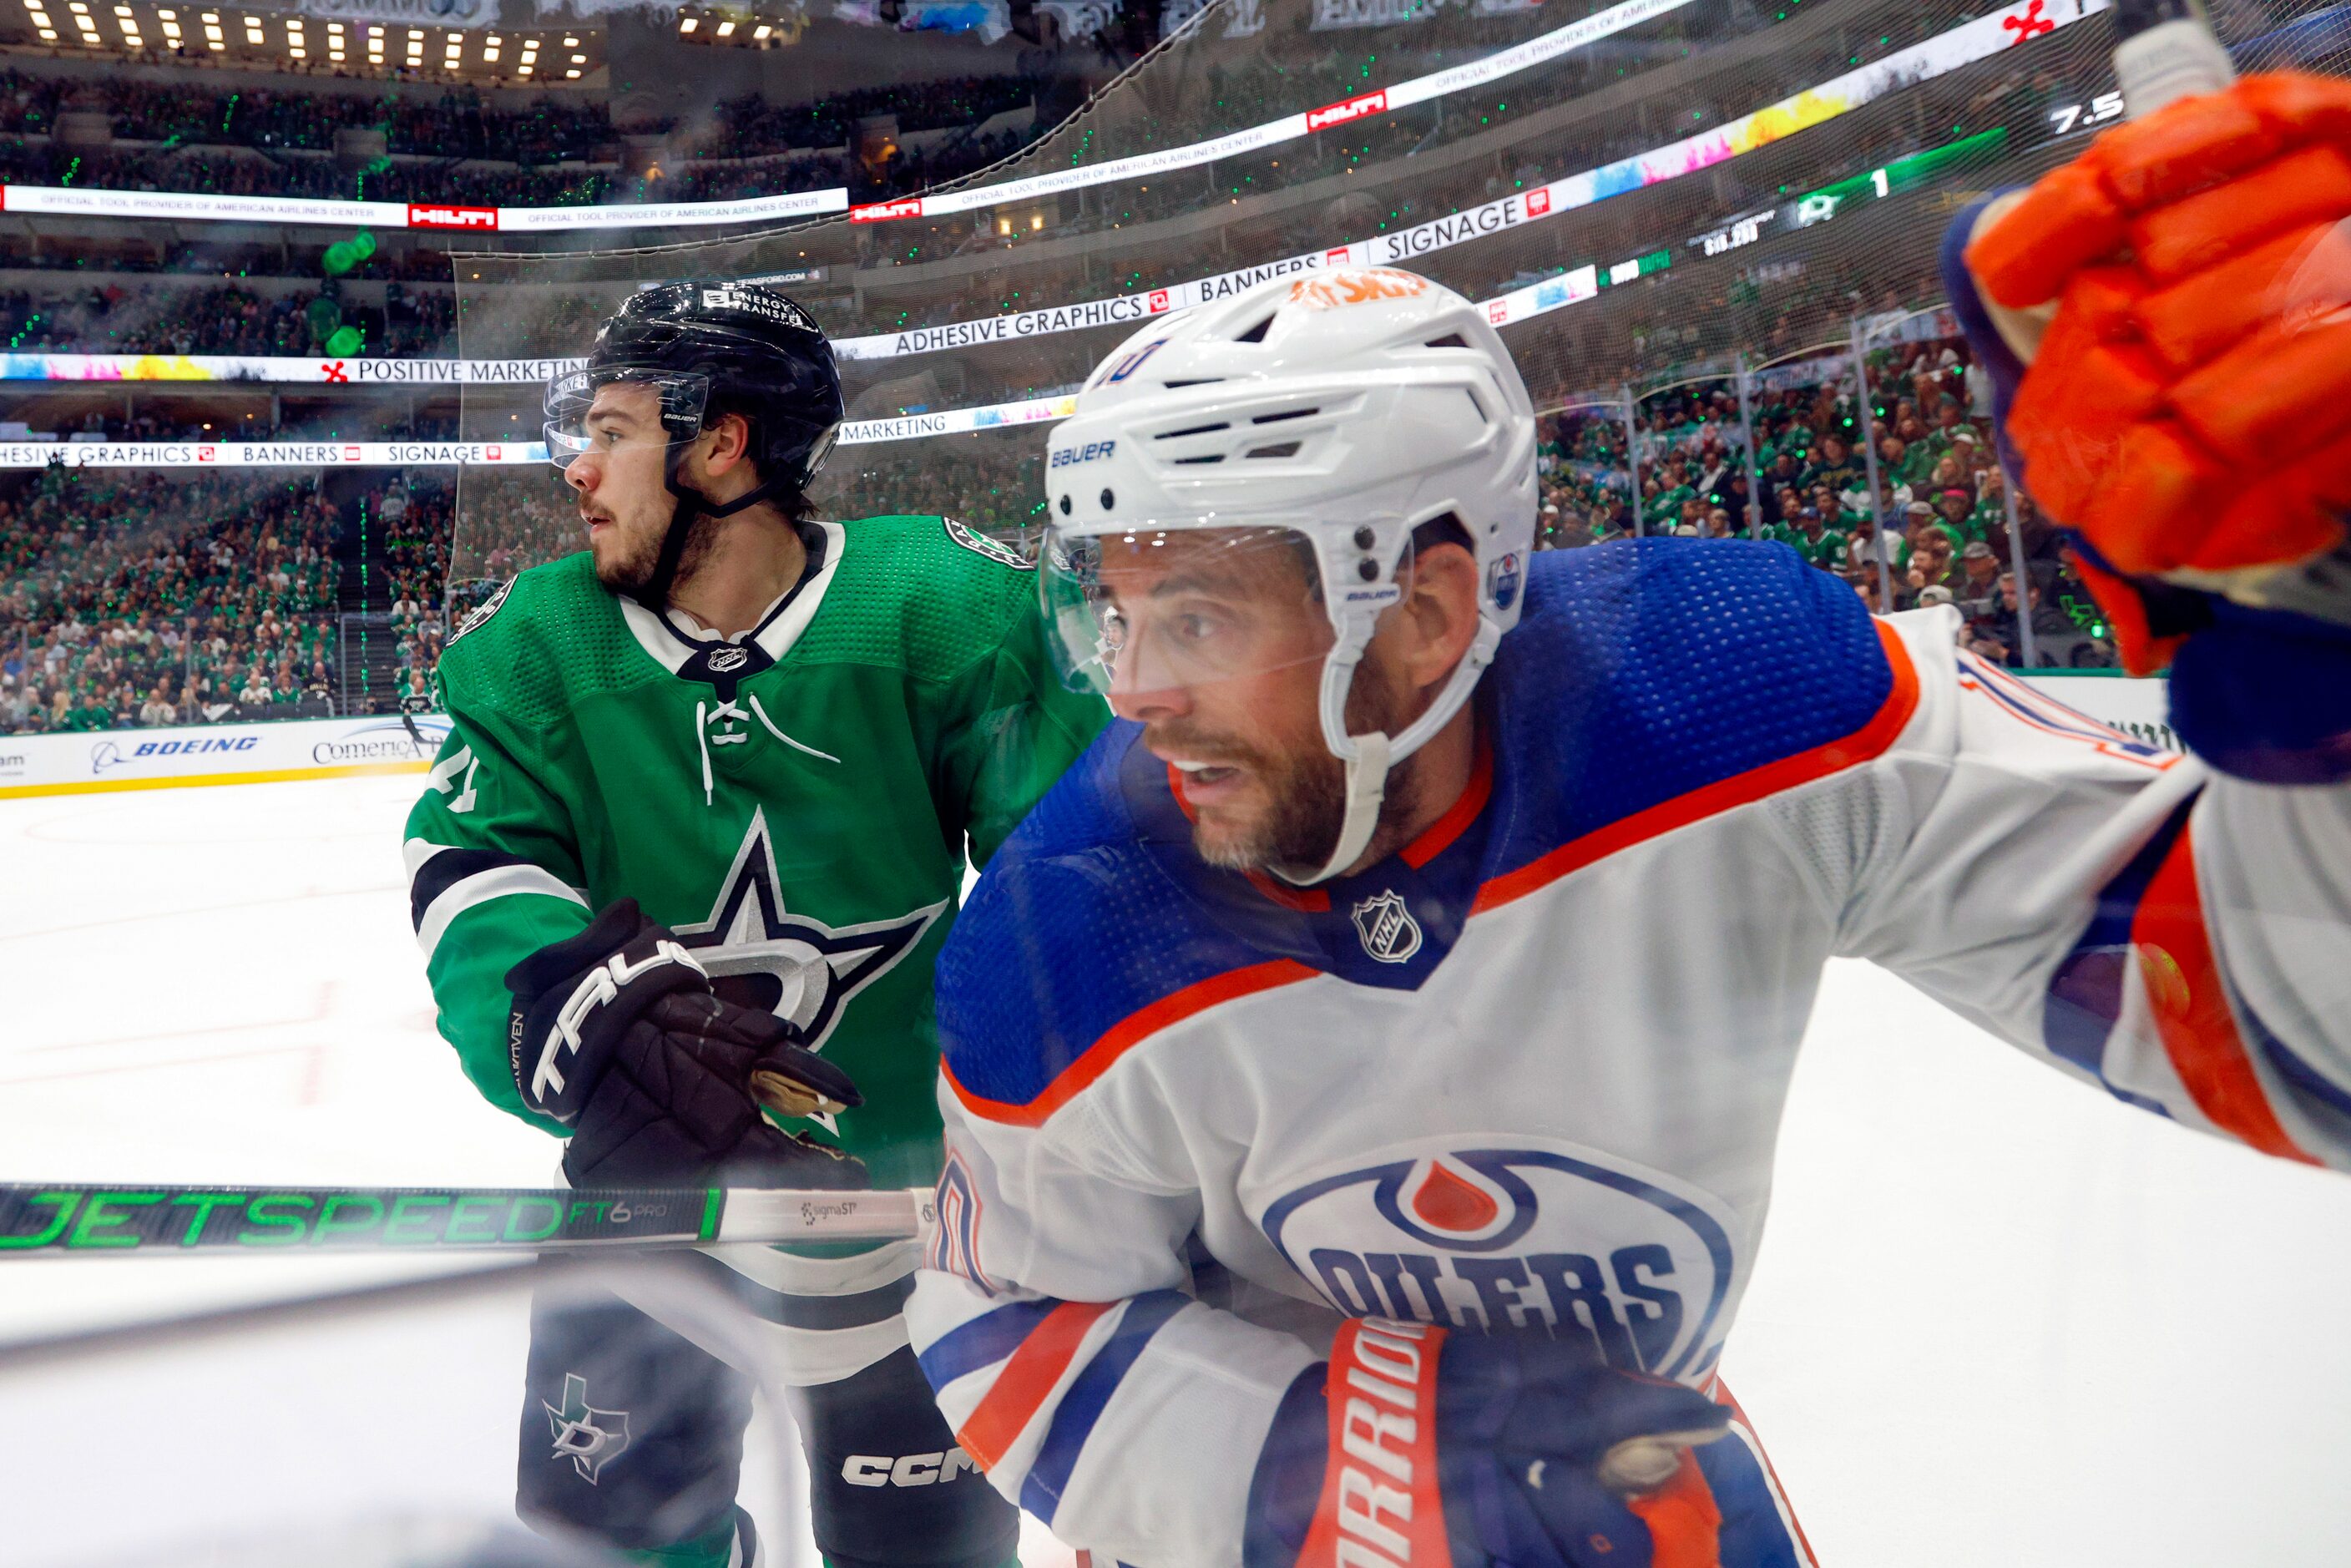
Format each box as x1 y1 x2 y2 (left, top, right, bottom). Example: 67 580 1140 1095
0 1182 933 1256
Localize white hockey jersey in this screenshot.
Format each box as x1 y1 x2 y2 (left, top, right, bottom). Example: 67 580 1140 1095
905 539 2351 1568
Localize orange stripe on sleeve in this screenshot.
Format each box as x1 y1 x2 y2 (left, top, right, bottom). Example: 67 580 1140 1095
2133 826 2319 1165
1474 617 1921 916
1625 1452 1726 1568
1710 1378 1818 1568
944 959 1317 1127
955 1299 1117 1472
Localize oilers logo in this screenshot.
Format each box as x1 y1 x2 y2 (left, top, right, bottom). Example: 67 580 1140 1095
1257 1143 1741 1382
1485 550 1523 612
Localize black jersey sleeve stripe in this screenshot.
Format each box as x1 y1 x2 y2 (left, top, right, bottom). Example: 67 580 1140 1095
408 845 543 931
683 1252 918 1330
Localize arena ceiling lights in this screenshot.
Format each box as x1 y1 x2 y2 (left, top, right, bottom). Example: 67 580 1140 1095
3 2 602 81
0 0 2103 303
0 0 1703 232
674 5 805 46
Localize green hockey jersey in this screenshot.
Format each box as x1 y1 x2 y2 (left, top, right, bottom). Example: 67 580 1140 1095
403 514 1106 1194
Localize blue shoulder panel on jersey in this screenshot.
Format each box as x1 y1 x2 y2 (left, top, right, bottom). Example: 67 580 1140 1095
937 730 1281 1111
938 538 1898 1114
1476 536 1895 886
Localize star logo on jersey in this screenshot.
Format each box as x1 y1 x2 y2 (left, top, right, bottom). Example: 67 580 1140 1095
544 1373 630 1485
672 808 945 1105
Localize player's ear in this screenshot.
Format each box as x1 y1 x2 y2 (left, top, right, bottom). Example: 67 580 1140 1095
700 410 755 474
1395 540 1482 695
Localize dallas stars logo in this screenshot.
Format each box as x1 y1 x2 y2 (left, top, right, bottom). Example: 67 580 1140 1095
544 1373 630 1485
671 808 943 1125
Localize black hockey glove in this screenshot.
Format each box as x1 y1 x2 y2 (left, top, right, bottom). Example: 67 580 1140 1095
505 898 867 1191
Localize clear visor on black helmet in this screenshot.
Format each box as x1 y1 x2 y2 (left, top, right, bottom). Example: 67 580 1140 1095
544 366 710 473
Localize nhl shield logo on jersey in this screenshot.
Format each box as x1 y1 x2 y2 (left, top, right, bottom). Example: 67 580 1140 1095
1349 888 1423 964
673 808 944 1075
544 1373 630 1485
1258 1142 1743 1382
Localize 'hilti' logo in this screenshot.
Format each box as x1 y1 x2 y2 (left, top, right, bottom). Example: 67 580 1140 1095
1148 289 1171 313
1486 301 1509 325
1524 188 1553 218
408 203 498 230
1307 90 1388 133
851 197 924 223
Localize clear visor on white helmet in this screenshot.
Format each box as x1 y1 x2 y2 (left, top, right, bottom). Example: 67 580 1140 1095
543 366 710 473
1041 523 1417 706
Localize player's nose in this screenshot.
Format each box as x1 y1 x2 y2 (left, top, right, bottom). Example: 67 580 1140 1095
1105 626 1191 722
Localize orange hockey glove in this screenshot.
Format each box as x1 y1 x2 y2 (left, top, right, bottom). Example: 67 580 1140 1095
1964 71 2351 589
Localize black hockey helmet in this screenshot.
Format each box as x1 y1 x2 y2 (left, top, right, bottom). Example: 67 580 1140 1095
546 280 845 608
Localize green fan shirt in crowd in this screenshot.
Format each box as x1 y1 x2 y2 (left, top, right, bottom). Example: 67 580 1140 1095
403 513 1107 1190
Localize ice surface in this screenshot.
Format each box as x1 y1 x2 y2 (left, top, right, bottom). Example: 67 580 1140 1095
2 774 2348 1564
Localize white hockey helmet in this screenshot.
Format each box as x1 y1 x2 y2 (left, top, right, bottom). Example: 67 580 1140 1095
1039 266 1537 883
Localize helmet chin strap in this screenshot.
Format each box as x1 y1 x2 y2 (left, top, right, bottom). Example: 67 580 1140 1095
626 448 787 614
1273 616 1503 888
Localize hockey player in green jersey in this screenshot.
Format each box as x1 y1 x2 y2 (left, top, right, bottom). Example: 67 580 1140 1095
402 281 1105 1568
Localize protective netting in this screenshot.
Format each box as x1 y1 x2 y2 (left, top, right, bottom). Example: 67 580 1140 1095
448 0 2351 660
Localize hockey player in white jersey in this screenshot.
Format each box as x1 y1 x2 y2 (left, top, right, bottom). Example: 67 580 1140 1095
904 76 2351 1568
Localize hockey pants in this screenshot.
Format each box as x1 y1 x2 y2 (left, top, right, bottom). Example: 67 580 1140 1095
517 1282 1019 1568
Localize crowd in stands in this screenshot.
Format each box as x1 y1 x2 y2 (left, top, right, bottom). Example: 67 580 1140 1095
0 0 2236 737
0 75 610 162
367 480 450 701
0 238 457 281
0 281 453 357
0 469 343 733
0 0 2035 368
0 326 2118 744
843 0 1977 272
0 0 1924 250
0 73 1038 168
0 68 1044 210
689 78 1041 162
1537 326 2116 669
0 125 1044 210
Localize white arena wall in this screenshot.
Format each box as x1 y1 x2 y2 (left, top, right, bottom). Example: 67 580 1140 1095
0 712 453 798
0 675 2167 800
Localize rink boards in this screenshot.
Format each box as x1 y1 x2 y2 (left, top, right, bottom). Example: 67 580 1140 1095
0 711 450 799
0 677 2161 800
